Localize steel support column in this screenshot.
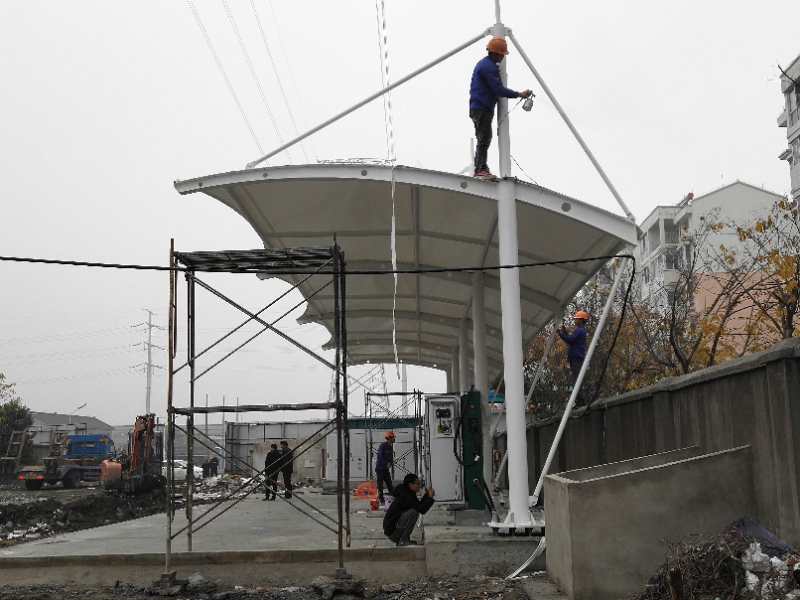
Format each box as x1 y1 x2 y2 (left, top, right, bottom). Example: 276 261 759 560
472 272 491 485
490 15 533 531
458 320 469 393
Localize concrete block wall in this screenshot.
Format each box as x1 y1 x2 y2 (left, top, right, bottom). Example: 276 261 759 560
545 445 755 600
507 337 800 545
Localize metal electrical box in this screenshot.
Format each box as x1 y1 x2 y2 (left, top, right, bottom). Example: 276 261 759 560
460 390 486 510
424 395 462 502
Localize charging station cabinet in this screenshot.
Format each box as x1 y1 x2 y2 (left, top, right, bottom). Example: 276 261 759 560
424 395 462 503
423 391 485 509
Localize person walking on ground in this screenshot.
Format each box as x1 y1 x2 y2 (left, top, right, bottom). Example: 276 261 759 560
263 443 282 501
375 431 395 507
469 36 532 179
279 440 293 499
383 474 435 546
558 311 590 396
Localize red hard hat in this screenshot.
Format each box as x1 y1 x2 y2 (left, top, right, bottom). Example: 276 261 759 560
385 431 396 440
486 37 509 56
574 310 590 321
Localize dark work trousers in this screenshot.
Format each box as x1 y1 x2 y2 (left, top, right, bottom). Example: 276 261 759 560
470 109 493 172
376 468 393 502
388 508 419 544
569 359 584 404
265 474 278 500
282 470 293 498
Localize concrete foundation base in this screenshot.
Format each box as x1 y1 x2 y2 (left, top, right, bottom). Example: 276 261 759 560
0 548 425 587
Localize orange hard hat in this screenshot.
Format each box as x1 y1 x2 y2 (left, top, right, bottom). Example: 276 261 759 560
486 37 509 56
385 431 396 440
574 310 590 321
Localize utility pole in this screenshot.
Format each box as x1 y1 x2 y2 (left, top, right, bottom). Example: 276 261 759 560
132 309 165 415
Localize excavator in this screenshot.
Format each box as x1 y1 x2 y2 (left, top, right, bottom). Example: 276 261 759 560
100 414 164 494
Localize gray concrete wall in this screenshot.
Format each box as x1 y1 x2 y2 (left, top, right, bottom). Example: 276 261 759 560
545 445 755 600
510 338 800 545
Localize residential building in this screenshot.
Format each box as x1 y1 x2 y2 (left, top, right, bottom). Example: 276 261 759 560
778 52 800 201
634 181 784 309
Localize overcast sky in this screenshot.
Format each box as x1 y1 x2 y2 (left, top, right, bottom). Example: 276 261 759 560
1 1 798 426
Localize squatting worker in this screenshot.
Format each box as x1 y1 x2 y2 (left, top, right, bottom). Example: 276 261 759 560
263 443 282 501
279 440 293 499
375 431 395 506
469 36 532 179
383 473 435 546
558 310 590 387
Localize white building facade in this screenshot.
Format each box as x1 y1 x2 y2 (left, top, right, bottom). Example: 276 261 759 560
634 181 785 308
778 52 800 201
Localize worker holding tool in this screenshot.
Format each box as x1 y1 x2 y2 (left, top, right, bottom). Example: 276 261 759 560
469 36 532 179
558 310 590 389
263 443 282 501
383 473 435 546
375 431 395 507
279 440 293 499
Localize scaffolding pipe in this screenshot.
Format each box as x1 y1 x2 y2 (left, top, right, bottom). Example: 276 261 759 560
529 257 627 506
186 270 196 552
164 239 175 574
507 32 635 221
246 30 489 168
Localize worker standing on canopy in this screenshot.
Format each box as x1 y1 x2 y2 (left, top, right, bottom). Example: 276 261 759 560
375 431 396 507
469 36 532 179
558 311 590 391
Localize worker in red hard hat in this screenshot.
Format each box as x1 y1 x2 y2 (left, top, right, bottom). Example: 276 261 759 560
558 311 590 393
469 36 532 179
375 431 396 507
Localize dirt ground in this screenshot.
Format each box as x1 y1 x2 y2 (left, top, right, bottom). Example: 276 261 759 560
0 575 530 600
0 480 166 546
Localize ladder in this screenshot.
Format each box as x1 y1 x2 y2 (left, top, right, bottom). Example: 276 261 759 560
0 430 28 477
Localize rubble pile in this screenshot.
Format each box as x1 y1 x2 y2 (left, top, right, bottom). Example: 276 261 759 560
635 518 800 600
0 489 165 546
0 575 526 600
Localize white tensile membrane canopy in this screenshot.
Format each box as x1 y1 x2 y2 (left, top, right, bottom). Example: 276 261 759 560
174 163 637 380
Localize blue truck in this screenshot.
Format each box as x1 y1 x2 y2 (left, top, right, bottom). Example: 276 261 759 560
18 434 115 491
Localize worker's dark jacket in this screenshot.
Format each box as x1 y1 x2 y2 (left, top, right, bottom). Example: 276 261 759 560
265 449 282 477
279 447 293 474
383 483 434 536
469 55 519 114
558 325 587 364
375 441 393 472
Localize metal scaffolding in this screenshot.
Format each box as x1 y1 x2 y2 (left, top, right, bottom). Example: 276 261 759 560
363 390 424 482
164 243 350 573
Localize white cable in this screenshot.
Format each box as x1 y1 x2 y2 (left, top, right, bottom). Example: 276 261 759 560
186 0 264 154
220 0 290 161
249 0 311 163
375 0 400 378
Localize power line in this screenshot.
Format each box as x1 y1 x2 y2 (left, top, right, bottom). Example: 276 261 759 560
220 0 289 161
249 0 312 162
264 0 315 160
186 0 264 154
0 252 635 276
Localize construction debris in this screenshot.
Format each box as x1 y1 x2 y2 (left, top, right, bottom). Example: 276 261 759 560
0 575 530 600
635 517 799 600
0 488 165 546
